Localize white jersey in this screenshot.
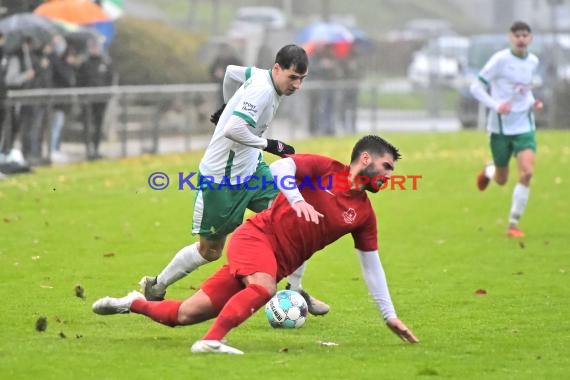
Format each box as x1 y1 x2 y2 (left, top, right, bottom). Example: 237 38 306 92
199 66 282 183
477 48 539 135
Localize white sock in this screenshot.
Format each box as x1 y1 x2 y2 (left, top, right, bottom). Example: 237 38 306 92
509 183 530 226
485 164 496 179
156 242 208 288
288 261 307 291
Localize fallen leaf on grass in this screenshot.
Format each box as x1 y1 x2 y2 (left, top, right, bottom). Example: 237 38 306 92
103 252 115 257
417 368 439 376
474 289 487 296
278 347 289 353
59 331 67 339
75 285 85 299
40 284 53 289
54 316 66 324
35 317 47 332
518 241 525 249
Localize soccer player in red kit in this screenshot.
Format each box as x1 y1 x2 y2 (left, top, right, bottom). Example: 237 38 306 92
93 135 419 354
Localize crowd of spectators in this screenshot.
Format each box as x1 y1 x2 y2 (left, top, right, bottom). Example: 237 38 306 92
0 29 113 176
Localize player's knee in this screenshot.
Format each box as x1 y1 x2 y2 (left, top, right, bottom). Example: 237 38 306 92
520 171 533 185
495 176 508 185
261 282 277 297
177 312 193 325
198 242 223 261
201 248 222 262
494 171 508 185
177 309 201 325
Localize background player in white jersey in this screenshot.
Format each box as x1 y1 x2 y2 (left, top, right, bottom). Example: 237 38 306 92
470 21 543 238
139 45 329 315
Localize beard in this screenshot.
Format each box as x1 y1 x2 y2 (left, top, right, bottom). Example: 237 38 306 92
357 164 385 193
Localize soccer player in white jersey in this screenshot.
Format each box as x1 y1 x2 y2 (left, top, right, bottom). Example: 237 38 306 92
470 21 543 238
139 45 330 315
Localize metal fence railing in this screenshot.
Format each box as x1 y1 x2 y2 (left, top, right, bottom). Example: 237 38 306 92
1 80 462 166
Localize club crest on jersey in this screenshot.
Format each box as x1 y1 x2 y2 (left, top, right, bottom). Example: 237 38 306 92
343 208 356 224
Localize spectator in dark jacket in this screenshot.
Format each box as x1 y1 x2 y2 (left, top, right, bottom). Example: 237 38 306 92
48 36 77 162
77 40 112 160
4 36 37 160
208 44 242 107
26 41 55 163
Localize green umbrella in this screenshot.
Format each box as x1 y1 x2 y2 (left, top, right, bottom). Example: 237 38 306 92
101 0 125 20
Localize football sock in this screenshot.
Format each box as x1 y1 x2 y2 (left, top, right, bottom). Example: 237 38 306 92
203 284 271 340
130 299 182 327
485 163 496 179
287 261 307 291
156 242 208 288
509 183 530 226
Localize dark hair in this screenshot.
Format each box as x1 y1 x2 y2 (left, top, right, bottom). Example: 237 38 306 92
350 135 402 163
510 21 531 33
275 44 308 73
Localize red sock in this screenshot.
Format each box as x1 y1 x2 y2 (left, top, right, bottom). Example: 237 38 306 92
203 284 271 340
130 299 182 327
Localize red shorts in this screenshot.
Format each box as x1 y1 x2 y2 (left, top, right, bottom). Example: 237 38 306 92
226 223 278 279
200 223 278 311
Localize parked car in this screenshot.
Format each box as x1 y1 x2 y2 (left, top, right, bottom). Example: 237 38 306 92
387 18 457 42
407 36 469 89
456 33 570 128
233 6 287 30
224 6 290 66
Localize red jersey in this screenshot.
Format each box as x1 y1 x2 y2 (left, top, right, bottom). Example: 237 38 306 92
247 154 378 276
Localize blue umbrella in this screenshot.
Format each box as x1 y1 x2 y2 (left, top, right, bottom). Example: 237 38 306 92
349 26 372 50
296 22 354 44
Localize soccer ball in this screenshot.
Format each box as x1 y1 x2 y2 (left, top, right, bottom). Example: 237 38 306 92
265 290 308 328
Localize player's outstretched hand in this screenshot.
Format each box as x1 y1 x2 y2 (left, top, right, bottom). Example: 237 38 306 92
386 317 419 343
210 103 226 125
533 100 544 111
264 139 295 157
292 201 324 224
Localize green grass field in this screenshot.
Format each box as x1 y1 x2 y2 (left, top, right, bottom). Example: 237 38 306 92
1 131 569 379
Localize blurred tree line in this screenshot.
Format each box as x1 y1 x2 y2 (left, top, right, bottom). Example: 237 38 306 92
110 17 209 84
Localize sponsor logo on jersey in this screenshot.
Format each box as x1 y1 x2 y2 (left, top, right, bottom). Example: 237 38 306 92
242 101 257 114
513 83 531 95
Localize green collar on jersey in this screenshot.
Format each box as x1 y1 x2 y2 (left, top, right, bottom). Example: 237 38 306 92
510 49 529 59
268 68 283 96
